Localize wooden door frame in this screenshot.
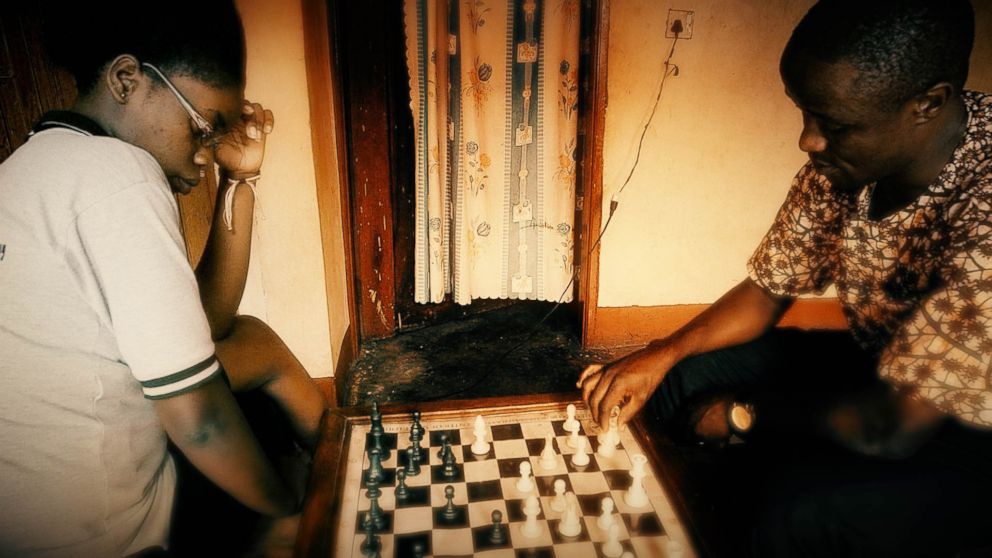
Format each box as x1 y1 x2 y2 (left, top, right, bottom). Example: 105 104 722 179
301 0 612 384
302 0 359 403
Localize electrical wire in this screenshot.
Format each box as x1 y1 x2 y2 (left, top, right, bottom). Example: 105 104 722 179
421 33 683 402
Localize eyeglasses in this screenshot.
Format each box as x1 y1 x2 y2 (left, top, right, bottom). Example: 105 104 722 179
141 62 218 147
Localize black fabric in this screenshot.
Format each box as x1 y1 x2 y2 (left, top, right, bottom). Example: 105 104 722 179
168 391 300 557
645 328 992 557
29 111 110 137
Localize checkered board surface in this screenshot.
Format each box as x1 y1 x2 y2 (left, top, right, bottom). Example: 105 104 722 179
335 405 696 558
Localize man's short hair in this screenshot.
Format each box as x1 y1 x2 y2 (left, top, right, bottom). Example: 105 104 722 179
782 0 975 109
42 0 246 95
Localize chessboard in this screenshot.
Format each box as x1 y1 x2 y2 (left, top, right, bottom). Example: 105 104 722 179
297 395 699 558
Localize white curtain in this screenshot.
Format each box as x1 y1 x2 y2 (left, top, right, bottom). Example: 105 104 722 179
405 0 580 304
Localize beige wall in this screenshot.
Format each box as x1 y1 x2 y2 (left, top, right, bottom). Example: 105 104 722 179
599 0 992 308
235 0 339 378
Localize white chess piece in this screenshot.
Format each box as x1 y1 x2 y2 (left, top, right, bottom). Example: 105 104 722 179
598 408 621 456
516 461 535 492
558 494 582 537
571 436 590 467
563 403 580 433
550 479 567 512
471 415 490 455
597 432 616 458
540 433 557 470
597 496 616 530
624 453 649 508
520 494 542 538
602 523 624 558
620 553 635 558
567 425 580 448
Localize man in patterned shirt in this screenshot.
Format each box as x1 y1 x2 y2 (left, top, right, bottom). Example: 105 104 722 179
580 0 992 555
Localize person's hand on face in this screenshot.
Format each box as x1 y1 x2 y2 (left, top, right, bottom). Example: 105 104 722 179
213 100 274 178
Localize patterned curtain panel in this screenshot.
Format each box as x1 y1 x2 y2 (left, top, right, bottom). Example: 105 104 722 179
405 0 579 304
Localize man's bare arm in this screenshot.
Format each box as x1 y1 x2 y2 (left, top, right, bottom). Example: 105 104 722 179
580 278 793 429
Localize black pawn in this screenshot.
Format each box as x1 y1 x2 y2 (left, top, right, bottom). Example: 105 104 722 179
442 442 457 478
366 447 384 485
360 513 381 556
404 446 421 476
436 435 448 459
412 541 425 558
395 469 409 499
441 485 458 521
488 509 507 545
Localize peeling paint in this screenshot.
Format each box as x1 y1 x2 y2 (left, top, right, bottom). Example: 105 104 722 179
368 288 389 327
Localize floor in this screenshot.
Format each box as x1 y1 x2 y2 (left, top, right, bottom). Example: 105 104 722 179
341 302 619 406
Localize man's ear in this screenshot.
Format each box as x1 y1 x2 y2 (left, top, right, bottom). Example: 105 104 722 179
911 82 955 124
105 55 142 104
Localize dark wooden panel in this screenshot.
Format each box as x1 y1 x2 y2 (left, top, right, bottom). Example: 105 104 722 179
336 0 398 340
578 0 610 348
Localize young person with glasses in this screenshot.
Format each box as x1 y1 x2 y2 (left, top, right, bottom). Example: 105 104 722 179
0 1 325 556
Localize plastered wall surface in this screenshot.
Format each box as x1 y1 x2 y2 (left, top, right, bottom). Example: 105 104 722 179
599 0 992 308
236 0 336 377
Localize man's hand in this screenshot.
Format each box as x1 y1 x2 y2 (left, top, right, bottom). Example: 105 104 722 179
214 100 274 178
578 342 675 431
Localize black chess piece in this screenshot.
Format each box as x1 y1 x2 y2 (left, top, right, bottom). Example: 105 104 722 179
441 485 458 521
366 482 385 531
409 411 424 463
442 442 457 478
360 513 381 556
488 509 507 545
369 428 389 462
395 469 409 499
411 541 425 558
366 447 384 484
436 435 448 459
404 446 421 476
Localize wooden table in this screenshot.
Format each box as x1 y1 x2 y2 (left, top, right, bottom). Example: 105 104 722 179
294 393 719 557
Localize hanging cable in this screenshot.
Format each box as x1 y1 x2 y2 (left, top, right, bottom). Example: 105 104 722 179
422 33 683 402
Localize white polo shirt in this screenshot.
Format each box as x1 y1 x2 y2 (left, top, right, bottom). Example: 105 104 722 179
0 117 221 557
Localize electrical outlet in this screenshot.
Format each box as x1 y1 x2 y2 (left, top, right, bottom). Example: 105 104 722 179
666 9 695 39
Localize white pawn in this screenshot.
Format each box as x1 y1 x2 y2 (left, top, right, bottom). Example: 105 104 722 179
571 436 590 467
540 433 557 470
567 424 581 448
563 403 580 432
550 479 567 512
558 494 582 537
602 523 624 558
625 453 649 508
597 496 616 530
520 494 542 538
471 415 490 455
516 461 534 492
597 433 616 458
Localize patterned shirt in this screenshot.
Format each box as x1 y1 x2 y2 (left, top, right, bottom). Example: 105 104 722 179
748 91 992 427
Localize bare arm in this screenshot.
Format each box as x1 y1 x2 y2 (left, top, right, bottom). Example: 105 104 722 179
154 377 297 516
195 101 274 339
196 176 256 338
580 278 793 429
